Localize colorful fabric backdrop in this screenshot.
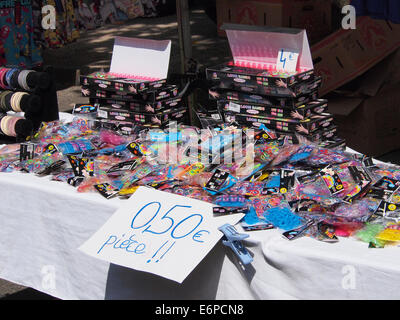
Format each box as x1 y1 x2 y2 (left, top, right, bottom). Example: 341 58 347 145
1 0 175 67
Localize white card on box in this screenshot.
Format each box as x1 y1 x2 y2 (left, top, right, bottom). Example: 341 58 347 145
276 48 300 72
109 36 171 80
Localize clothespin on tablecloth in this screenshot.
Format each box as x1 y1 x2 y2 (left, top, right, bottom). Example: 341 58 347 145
218 223 253 265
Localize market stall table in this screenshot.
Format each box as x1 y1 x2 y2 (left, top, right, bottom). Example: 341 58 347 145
1 140 400 299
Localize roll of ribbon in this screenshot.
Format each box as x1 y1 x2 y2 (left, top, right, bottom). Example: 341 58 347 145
0 90 10 111
11 92 28 112
0 114 11 136
7 115 18 137
5 68 19 90
10 92 19 112
18 70 34 91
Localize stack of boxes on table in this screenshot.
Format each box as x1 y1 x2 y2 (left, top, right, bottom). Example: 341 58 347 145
78 37 188 134
206 24 345 149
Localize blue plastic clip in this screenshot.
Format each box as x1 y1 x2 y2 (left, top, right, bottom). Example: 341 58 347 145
218 224 253 265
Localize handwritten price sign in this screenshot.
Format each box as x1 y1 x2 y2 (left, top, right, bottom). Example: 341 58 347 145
79 187 243 283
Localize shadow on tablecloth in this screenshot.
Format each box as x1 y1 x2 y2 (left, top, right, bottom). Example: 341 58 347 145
104 242 227 300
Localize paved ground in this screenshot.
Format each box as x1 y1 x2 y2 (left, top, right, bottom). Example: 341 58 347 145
0 8 230 300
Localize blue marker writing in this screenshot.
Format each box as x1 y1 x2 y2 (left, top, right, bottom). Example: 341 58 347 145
279 50 286 69
97 233 146 255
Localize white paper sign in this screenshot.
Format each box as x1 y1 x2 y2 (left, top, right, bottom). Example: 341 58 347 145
228 102 241 113
276 48 299 73
79 187 244 283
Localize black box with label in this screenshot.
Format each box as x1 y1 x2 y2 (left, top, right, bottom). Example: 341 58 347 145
226 112 334 135
89 96 184 114
96 106 188 127
206 24 317 98
218 99 328 120
210 87 319 108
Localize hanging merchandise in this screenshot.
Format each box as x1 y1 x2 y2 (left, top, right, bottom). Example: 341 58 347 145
0 90 42 114
141 0 158 17
0 0 43 68
113 0 144 20
29 0 165 49
41 0 80 49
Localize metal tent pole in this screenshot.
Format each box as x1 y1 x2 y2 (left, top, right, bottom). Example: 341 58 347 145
176 0 194 125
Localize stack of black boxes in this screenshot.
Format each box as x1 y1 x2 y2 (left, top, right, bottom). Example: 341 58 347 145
206 24 345 149
79 37 187 133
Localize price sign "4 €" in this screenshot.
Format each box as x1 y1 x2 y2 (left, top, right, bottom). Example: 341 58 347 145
276 48 299 73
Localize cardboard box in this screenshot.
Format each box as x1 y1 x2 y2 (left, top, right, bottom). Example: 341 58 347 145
329 85 400 157
80 37 172 94
216 0 332 43
312 17 400 97
206 24 319 98
218 98 328 119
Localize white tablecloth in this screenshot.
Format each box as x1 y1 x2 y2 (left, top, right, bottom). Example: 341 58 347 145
1 170 400 300
1 116 400 300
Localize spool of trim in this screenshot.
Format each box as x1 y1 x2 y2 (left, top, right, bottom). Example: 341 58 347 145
0 91 42 114
10 92 28 112
0 113 33 137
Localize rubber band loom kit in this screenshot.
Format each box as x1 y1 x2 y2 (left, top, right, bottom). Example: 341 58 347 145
0 65 59 142
78 37 188 132
3 32 400 267
206 24 345 149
